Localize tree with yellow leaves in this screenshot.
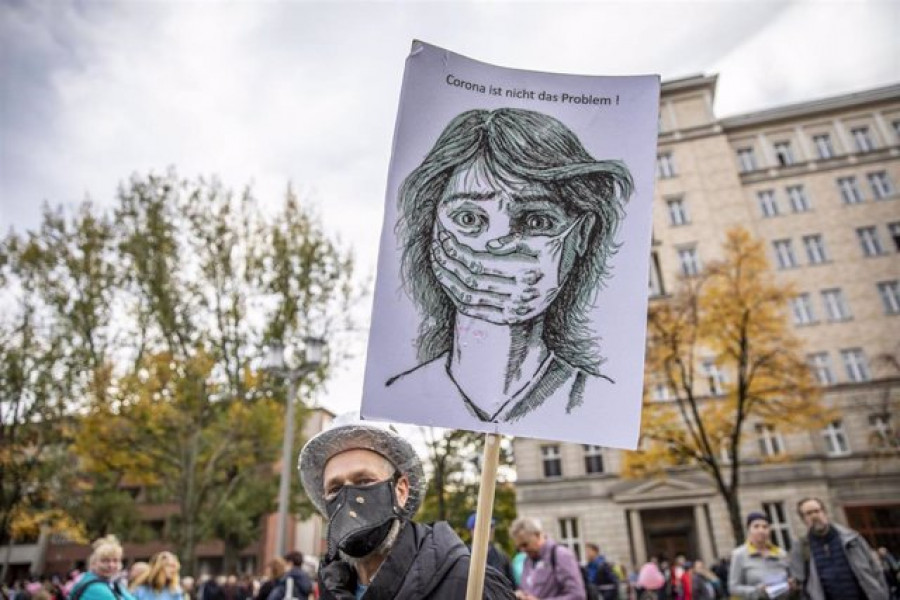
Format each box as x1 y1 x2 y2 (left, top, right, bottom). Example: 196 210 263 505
625 227 828 544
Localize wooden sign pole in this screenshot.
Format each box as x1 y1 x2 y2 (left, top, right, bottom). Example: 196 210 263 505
465 433 502 600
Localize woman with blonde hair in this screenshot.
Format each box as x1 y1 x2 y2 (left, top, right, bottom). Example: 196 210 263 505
254 557 287 600
131 552 183 600
69 535 135 600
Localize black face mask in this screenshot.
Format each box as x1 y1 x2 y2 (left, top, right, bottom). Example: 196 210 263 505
325 478 401 560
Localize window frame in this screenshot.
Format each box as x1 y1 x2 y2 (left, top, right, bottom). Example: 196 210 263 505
787 185 811 212
812 134 834 160
851 126 875 153
763 502 793 551
803 234 828 265
657 152 677 179
791 293 817 325
758 190 780 218
808 352 836 386
756 424 784 457
677 245 702 277
841 348 871 383
773 239 797 269
821 288 852 321
541 444 563 478
857 226 885 257
877 280 900 315
822 420 852 457
583 445 605 475
667 197 690 226
838 176 864 205
773 141 795 166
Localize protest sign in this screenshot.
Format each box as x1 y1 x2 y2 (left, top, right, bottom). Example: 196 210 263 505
362 40 660 450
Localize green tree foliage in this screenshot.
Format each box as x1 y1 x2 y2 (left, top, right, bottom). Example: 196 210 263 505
625 228 827 544
417 429 517 554
1 170 360 574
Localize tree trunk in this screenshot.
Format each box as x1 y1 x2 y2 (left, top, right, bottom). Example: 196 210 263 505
724 489 744 548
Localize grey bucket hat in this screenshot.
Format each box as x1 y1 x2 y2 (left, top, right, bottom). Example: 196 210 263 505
298 413 426 518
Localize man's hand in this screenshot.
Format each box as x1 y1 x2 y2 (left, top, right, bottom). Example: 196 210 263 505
514 591 538 600
318 559 356 600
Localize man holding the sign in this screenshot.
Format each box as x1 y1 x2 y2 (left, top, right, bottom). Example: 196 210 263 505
299 414 515 599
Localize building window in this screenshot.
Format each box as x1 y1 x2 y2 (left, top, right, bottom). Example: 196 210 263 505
583 445 605 474
857 226 885 257
657 152 676 179
803 234 828 264
773 239 797 269
541 445 562 478
868 171 894 199
557 518 583 562
822 420 851 456
869 414 894 448
757 424 784 457
877 281 900 315
667 197 690 226
649 251 665 297
841 348 871 383
790 294 816 325
838 177 864 205
851 126 875 153
773 141 795 166
651 382 672 401
702 359 727 396
678 246 702 277
812 134 834 159
821 288 851 321
808 352 836 385
763 502 793 551
758 190 780 217
787 185 811 212
889 222 900 252
737 147 757 173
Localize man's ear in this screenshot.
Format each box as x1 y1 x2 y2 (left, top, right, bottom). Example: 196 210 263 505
574 214 596 256
394 474 410 510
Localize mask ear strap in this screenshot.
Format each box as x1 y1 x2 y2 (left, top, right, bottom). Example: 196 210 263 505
391 470 405 516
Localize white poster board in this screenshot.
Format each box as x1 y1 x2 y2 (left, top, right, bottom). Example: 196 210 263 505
361 40 659 449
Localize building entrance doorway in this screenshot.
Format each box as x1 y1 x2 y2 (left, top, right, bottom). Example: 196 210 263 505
641 506 698 561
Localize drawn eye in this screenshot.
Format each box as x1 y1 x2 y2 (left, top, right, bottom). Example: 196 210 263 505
450 210 486 232
523 213 558 233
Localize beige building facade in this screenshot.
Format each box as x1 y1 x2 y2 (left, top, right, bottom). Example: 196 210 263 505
513 75 900 568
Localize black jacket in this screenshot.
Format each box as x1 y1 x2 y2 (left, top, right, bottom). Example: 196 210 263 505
318 520 515 600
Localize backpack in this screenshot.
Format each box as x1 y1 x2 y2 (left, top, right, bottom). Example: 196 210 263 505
549 545 600 600
69 579 121 600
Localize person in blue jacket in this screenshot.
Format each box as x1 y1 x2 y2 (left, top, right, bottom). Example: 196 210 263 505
131 552 184 600
70 535 136 600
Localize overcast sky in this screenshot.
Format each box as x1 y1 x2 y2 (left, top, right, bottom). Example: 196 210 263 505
2 0 898 417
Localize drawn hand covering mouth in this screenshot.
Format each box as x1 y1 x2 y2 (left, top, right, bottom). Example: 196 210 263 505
387 107 633 423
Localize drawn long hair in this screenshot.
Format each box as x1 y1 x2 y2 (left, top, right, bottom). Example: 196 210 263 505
396 108 632 375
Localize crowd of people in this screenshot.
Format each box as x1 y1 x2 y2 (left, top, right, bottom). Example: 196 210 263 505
4 415 899 600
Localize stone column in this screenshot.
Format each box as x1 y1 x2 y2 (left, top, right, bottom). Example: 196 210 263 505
629 508 647 565
694 503 715 564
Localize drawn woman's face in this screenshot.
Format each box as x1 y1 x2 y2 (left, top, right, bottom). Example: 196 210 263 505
430 160 595 324
437 163 574 247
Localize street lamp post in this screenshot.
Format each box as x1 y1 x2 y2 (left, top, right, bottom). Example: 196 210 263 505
264 337 325 557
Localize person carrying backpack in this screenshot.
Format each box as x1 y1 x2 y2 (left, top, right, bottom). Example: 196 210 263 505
585 544 618 600
266 553 312 600
511 517 586 600
69 536 136 600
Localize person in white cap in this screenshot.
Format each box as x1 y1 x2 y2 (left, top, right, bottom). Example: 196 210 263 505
299 413 515 599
